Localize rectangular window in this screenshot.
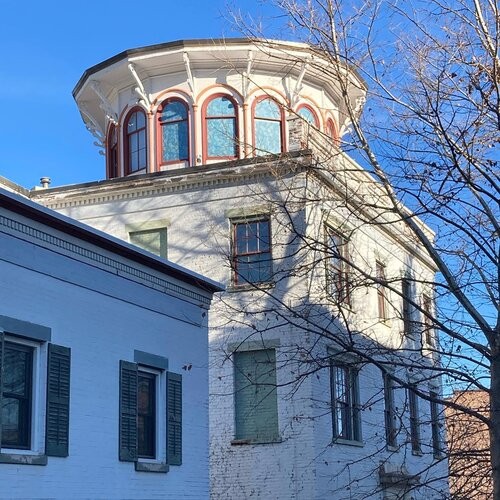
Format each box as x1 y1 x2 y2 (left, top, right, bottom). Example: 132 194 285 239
137 371 156 459
326 227 350 304
376 261 388 320
408 385 421 453
1 342 33 450
384 373 397 448
430 391 442 458
0 328 70 459
402 278 414 336
232 219 272 285
330 362 360 441
129 228 167 258
233 349 279 443
422 294 434 345
119 358 182 469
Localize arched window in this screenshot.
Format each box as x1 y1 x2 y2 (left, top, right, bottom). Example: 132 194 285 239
159 99 189 164
204 95 238 160
254 98 283 155
107 124 119 179
326 119 338 143
297 105 319 128
124 108 147 174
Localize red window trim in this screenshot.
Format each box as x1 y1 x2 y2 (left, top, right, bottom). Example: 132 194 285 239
296 103 320 128
106 123 119 179
326 118 339 145
123 107 148 175
202 93 239 163
156 98 190 168
251 96 285 155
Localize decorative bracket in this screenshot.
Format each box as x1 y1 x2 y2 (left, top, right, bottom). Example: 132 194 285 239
89 80 118 124
243 50 254 99
79 103 104 151
183 52 196 96
292 61 309 107
128 63 152 109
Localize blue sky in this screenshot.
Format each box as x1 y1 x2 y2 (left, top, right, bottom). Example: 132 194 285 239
0 0 279 188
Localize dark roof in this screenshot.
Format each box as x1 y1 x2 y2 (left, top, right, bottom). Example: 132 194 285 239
0 187 223 294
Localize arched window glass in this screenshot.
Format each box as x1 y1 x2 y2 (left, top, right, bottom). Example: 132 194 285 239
298 106 319 127
326 119 338 142
125 109 147 173
254 98 282 155
205 96 237 158
108 124 118 178
160 100 189 163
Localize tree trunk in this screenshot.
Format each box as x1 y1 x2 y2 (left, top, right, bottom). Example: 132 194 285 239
490 352 500 499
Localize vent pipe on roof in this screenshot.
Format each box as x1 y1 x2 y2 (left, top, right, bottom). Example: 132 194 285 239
40 177 51 189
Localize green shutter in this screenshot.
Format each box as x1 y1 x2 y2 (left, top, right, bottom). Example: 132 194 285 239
46 343 71 457
234 349 278 442
167 372 182 465
119 360 138 462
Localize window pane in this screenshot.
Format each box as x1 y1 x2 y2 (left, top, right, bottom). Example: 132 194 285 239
331 363 359 441
162 101 188 122
255 99 280 120
298 107 317 125
207 118 236 157
137 372 156 459
207 97 235 117
163 121 188 162
136 111 146 129
234 349 278 442
130 229 167 258
233 220 272 284
1 344 32 449
128 112 138 133
255 120 281 155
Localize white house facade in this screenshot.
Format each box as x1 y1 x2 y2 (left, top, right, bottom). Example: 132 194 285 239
0 187 221 499
29 39 449 499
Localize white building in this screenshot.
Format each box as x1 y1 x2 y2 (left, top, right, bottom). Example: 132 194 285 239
30 39 449 499
0 186 221 499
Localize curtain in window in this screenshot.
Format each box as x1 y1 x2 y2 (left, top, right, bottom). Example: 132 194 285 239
206 97 237 158
254 99 282 155
160 100 189 163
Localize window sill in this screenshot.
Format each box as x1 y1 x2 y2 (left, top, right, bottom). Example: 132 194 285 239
0 452 47 466
227 282 274 293
412 449 423 457
332 438 364 448
135 461 169 473
231 437 282 446
386 444 399 453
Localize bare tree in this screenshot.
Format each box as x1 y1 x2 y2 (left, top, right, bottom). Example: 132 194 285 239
225 0 498 497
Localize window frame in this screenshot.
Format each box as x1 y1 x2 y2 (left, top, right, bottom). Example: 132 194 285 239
326 118 339 144
137 369 158 460
325 226 351 305
202 94 239 162
296 104 319 128
330 360 361 443
383 372 397 448
252 96 284 156
376 261 388 321
129 227 168 259
157 98 190 167
123 107 148 175
430 390 443 458
107 123 119 179
1 341 34 450
422 294 434 345
231 217 272 287
402 277 414 336
408 384 421 454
